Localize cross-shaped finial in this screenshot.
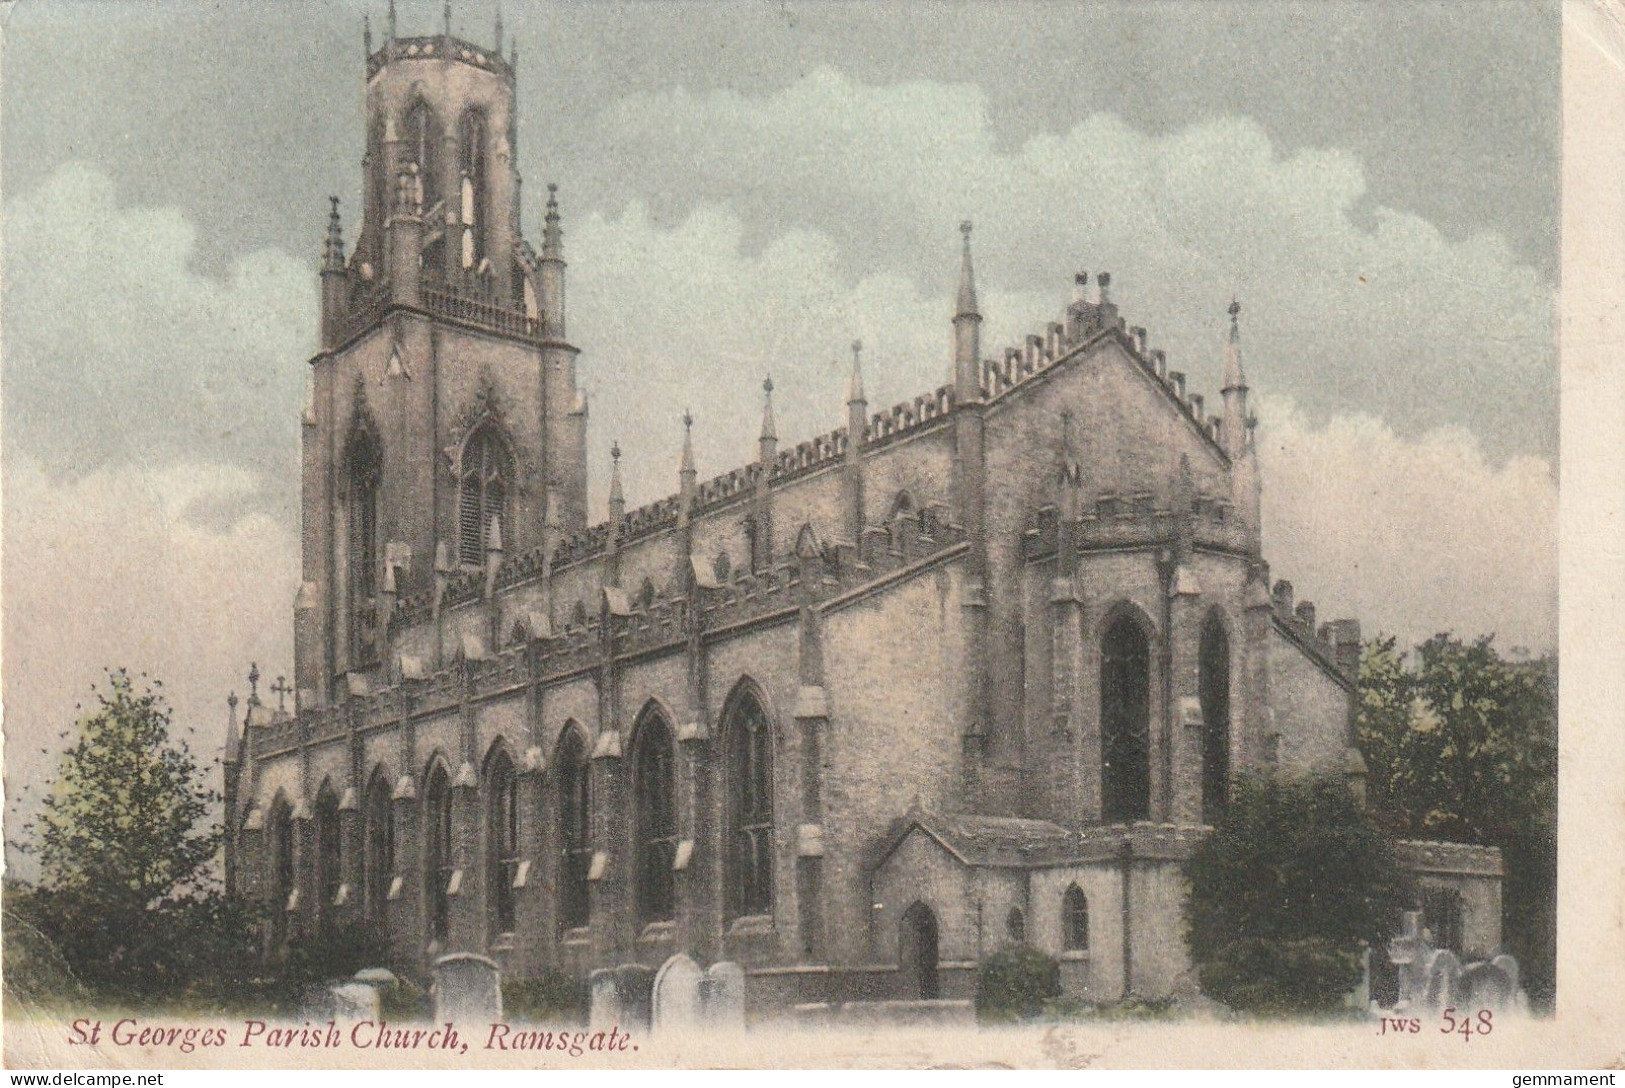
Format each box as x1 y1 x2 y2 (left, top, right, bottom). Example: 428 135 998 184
611 441 621 463
247 662 260 701
959 220 973 246
330 195 340 216
763 375 773 395
271 675 294 713
1229 298 1242 320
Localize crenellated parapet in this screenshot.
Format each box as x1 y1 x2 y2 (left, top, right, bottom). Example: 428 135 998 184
1022 493 1252 559
366 34 515 83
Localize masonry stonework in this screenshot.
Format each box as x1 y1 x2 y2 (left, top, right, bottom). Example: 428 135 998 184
223 20 1503 1014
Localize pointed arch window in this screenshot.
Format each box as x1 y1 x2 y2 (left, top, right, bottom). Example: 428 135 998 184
347 425 382 662
486 749 519 937
633 709 678 924
1006 906 1026 945
556 728 591 931
1101 614 1152 823
315 786 342 931
725 688 774 918
1063 885 1089 952
425 764 453 944
458 424 512 567
271 798 294 947
1199 612 1232 823
404 100 441 214
363 771 394 923
459 110 490 271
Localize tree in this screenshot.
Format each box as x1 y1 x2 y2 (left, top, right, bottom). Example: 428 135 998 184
1356 634 1557 1006
19 669 258 999
1184 772 1406 1016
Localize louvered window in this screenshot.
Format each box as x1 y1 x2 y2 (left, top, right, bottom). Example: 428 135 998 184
458 426 511 567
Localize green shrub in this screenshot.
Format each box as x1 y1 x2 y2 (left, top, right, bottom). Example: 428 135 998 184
502 971 588 1024
379 975 432 1021
1184 772 1405 1016
975 944 1061 1022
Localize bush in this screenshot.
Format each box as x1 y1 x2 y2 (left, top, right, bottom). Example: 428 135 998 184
502 971 588 1024
1184 772 1406 1016
975 945 1061 1022
276 922 399 1001
379 975 432 1021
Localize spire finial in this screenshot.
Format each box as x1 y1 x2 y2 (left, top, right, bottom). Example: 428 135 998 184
846 338 866 405
364 13 373 54
609 441 625 512
955 221 979 317
443 0 452 37
324 197 346 270
387 0 397 39
760 376 777 443
247 662 260 703
680 410 695 476
542 183 562 259
494 6 504 51
227 691 238 712
1223 298 1247 394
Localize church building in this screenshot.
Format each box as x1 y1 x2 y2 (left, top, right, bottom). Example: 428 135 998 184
223 14 1504 1012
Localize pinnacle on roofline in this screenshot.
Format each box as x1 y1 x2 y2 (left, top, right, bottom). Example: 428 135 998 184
955 220 979 318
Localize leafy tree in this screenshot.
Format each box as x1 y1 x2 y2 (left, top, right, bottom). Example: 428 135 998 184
17 669 259 1000
1356 634 1557 1005
1184 772 1406 1016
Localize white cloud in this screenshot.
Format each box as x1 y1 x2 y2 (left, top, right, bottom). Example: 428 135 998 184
1256 395 1556 653
2 163 312 494
579 68 1555 464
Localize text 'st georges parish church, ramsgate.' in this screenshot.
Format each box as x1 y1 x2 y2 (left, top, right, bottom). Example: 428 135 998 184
222 13 1502 1016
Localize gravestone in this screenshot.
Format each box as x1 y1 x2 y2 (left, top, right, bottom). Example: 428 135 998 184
1386 910 1429 1010
1458 961 1514 1011
433 952 502 1024
651 954 704 1032
701 961 746 1029
590 964 654 1031
329 980 381 1021
1421 949 1462 1011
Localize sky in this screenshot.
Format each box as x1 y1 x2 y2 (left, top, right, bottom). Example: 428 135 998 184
1 1 1559 859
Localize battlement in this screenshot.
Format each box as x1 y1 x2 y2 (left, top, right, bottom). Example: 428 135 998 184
1021 492 1251 559
366 34 514 83
253 520 970 754
985 276 1228 454
770 426 849 483
865 385 956 449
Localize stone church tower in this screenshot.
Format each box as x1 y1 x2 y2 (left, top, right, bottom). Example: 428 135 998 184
295 12 586 707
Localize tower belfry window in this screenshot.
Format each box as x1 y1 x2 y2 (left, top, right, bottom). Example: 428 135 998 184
458 425 511 567
460 110 489 271
347 426 382 663
405 100 441 215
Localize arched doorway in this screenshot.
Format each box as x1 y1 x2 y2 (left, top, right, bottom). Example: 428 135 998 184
900 902 940 1000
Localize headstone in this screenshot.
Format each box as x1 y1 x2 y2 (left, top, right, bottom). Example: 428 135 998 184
329 981 381 1021
433 952 502 1023
1458 961 1514 1011
1491 953 1521 997
701 960 746 1029
588 970 621 1029
1421 949 1462 1011
1386 910 1431 1010
651 954 704 1032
